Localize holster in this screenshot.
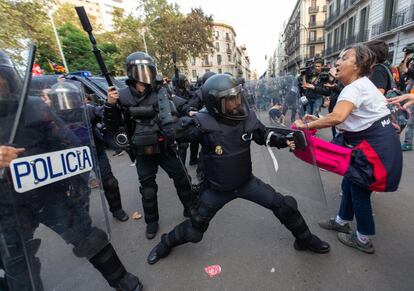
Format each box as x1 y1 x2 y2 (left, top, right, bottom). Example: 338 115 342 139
131 123 161 155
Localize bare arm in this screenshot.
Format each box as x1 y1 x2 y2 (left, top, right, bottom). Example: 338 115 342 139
295 100 355 130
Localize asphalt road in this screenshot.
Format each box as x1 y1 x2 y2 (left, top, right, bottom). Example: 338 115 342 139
36 111 414 291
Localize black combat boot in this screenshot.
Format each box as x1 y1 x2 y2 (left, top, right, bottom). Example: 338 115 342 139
147 234 172 265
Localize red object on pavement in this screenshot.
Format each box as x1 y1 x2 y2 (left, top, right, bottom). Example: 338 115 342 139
204 265 222 278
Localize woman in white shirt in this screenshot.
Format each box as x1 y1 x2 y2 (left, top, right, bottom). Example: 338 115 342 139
295 44 402 254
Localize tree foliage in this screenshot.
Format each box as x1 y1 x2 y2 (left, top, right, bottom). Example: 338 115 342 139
1 0 214 77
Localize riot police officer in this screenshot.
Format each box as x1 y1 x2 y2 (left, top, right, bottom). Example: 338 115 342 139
104 52 193 239
147 74 330 265
48 83 129 222
0 50 142 290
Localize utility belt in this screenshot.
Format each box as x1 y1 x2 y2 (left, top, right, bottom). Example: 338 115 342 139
131 122 165 156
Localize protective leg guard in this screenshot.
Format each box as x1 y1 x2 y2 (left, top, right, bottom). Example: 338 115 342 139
172 174 193 217
2 239 43 291
139 184 159 224
72 227 109 258
147 219 204 265
102 175 123 213
272 195 329 253
89 243 142 290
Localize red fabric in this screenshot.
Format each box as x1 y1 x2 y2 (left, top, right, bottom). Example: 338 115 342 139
353 140 387 192
291 125 352 175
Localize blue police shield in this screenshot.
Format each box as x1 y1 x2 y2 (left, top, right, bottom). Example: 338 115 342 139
248 76 326 204
0 49 111 290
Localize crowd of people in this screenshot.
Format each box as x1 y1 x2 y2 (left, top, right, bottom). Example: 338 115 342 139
0 38 413 290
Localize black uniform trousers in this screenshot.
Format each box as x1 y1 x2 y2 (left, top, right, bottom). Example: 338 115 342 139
135 148 193 224
160 176 312 250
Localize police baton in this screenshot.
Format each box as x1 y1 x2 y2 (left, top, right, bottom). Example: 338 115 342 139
75 6 113 87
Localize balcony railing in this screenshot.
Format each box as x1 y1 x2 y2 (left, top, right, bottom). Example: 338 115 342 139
371 4 414 38
324 31 369 56
309 6 319 13
308 37 325 44
202 62 212 67
322 5 327 12
326 0 362 27
308 21 325 28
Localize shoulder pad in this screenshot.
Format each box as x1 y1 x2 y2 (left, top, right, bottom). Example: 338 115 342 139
194 111 220 132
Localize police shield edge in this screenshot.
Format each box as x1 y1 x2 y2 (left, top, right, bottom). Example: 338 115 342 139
0 50 111 290
248 76 326 204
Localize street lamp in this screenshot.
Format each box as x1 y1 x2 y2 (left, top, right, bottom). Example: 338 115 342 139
48 10 69 73
140 15 160 54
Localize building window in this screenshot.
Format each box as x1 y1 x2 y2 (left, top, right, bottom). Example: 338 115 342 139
309 45 315 57
214 31 219 40
226 43 230 51
226 32 230 41
218 68 222 74
203 55 209 66
310 15 316 26
205 69 210 73
228 54 232 62
217 55 222 65
311 0 316 8
192 70 197 78
215 42 220 51
191 56 196 66
347 17 354 40
309 30 316 41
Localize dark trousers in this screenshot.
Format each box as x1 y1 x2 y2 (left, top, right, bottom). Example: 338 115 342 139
0 185 108 291
135 149 192 224
338 177 375 235
160 176 313 251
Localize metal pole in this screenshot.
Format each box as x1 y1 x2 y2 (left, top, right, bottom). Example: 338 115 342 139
141 28 148 54
48 11 69 73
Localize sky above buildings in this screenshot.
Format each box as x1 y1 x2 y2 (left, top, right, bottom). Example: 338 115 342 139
125 0 297 74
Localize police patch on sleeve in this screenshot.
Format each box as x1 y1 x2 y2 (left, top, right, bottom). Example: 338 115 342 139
10 146 93 193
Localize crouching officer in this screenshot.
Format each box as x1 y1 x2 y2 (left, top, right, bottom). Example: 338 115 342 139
104 51 193 239
147 74 330 265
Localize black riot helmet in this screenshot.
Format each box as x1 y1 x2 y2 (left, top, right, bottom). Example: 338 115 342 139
201 71 216 85
49 81 84 122
202 74 249 121
172 73 188 90
0 50 22 103
126 51 157 86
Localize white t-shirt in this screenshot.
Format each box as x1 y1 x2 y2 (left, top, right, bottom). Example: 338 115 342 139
335 76 390 132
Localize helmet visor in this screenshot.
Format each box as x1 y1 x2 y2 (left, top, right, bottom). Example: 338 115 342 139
128 62 156 85
215 85 249 121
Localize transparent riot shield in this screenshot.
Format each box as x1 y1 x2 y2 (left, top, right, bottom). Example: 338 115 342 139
0 49 111 290
252 75 326 204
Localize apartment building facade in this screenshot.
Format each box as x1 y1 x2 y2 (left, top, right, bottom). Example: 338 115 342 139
369 0 414 64
60 0 124 31
283 0 327 74
183 22 251 83
324 0 371 64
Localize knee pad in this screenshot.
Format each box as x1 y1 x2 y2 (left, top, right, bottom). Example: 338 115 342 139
102 175 119 192
272 195 298 221
139 185 157 200
73 227 109 258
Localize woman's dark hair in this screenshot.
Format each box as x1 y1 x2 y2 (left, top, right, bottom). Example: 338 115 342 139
366 40 389 64
342 44 375 77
